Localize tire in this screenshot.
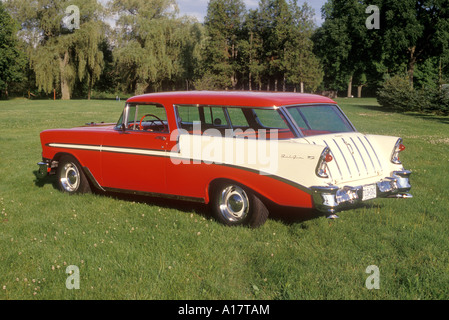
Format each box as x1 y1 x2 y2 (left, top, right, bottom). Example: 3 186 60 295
210 182 269 228
57 155 91 194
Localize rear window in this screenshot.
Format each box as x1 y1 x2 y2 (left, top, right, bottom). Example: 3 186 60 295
286 105 354 137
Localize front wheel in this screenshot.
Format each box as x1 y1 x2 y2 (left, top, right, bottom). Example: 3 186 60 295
57 155 91 194
210 182 269 228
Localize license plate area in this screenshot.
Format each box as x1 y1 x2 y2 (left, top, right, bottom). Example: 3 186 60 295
362 184 377 201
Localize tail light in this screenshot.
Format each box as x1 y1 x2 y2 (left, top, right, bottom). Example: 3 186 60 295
316 147 333 179
391 138 405 164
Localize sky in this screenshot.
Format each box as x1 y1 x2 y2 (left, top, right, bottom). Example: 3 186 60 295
176 0 326 25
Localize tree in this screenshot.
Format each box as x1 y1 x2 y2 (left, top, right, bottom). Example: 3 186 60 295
257 0 293 91
110 0 200 94
0 1 26 98
380 0 449 88
313 0 375 97
284 0 323 93
201 0 247 90
5 0 105 100
239 9 264 90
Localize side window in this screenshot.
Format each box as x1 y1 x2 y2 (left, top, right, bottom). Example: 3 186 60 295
177 105 201 123
126 104 168 132
253 109 289 129
176 105 230 134
227 108 249 128
204 107 229 128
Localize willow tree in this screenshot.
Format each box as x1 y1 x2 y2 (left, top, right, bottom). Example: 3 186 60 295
5 0 105 100
110 0 197 94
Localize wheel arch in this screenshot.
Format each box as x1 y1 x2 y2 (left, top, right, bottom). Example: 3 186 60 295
206 177 272 208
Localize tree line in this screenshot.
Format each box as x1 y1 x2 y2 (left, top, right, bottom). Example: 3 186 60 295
1 0 448 102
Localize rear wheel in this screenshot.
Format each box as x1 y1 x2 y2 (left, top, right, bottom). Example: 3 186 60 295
57 155 91 194
211 182 269 228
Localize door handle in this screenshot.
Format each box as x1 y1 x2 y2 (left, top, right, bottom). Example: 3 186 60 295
156 136 167 141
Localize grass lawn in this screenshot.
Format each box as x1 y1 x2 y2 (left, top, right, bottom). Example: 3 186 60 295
0 97 448 300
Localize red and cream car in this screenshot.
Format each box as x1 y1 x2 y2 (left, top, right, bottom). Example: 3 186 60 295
37 91 412 227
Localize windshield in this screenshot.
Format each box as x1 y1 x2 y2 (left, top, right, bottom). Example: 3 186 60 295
286 104 355 137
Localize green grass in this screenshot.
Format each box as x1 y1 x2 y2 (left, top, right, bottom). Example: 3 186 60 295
0 97 448 300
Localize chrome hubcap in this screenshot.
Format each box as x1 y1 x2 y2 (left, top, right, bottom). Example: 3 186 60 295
60 162 80 192
218 185 249 222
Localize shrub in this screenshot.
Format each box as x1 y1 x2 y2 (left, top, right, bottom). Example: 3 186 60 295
377 75 449 115
377 75 416 112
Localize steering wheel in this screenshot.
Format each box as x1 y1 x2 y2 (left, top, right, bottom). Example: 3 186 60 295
139 114 167 132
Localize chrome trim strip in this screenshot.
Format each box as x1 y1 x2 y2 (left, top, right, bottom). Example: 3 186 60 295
48 143 169 158
350 137 369 175
82 167 105 192
358 136 376 173
364 136 383 171
342 137 361 177
333 138 352 179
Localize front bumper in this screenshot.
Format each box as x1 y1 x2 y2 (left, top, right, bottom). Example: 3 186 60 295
311 170 412 214
37 158 57 178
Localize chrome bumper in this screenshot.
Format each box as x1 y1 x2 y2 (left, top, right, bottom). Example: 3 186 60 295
312 170 412 215
37 159 57 178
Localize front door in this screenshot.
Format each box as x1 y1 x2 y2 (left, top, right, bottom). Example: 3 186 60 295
101 104 171 194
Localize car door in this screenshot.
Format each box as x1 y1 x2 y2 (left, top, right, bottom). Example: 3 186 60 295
101 104 171 194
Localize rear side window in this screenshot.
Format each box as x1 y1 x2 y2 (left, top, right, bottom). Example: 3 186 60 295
176 105 230 133
227 108 249 128
175 105 295 139
252 109 289 129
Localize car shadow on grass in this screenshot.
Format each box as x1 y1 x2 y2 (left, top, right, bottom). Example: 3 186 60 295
33 170 59 189
32 170 387 227
32 170 324 226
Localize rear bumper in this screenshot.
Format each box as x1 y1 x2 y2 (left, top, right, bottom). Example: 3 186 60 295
311 170 412 214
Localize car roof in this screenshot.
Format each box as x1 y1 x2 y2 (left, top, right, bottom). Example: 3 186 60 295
126 91 337 108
